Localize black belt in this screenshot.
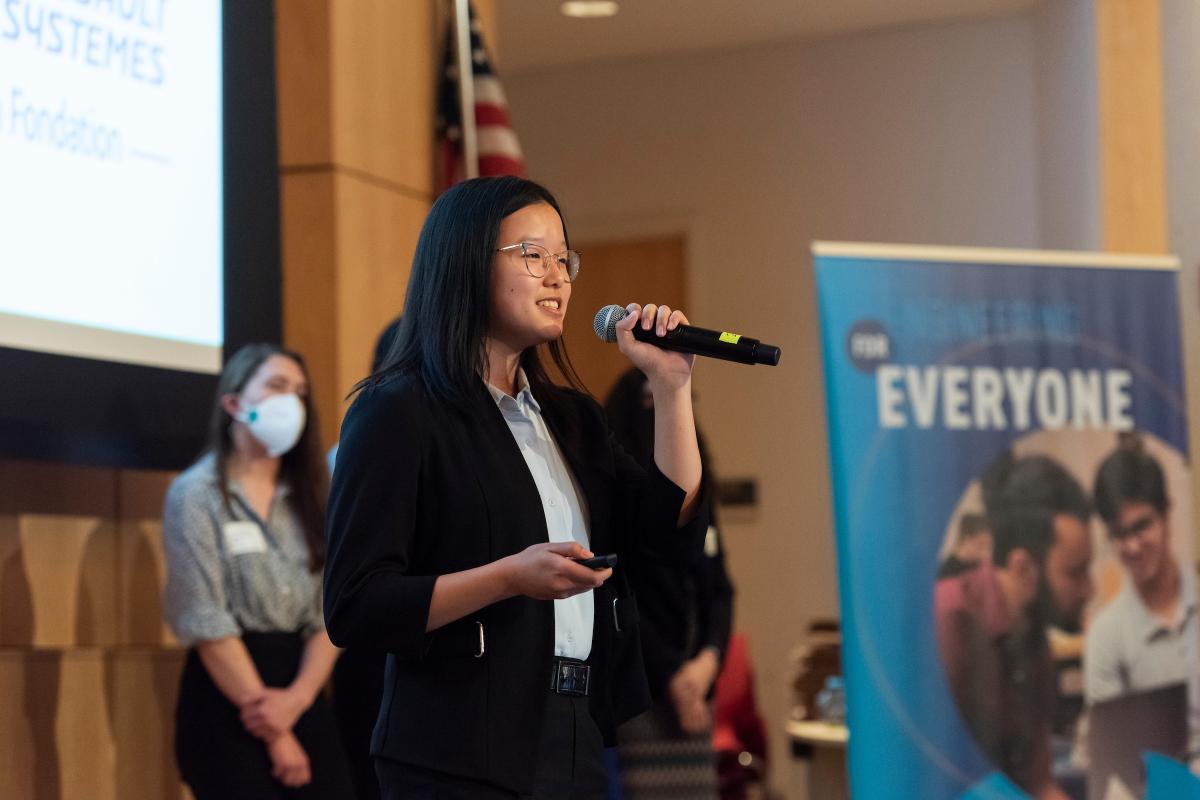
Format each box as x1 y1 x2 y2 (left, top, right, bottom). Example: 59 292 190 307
550 657 591 696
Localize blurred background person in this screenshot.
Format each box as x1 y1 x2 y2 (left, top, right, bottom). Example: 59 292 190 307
936 452 1094 800
1087 433 1199 761
328 315 402 800
326 316 402 477
163 343 352 798
605 366 735 800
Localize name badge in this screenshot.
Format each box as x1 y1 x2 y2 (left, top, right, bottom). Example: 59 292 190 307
704 525 720 557
222 520 267 556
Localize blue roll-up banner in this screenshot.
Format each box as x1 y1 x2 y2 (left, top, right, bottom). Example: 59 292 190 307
813 242 1199 799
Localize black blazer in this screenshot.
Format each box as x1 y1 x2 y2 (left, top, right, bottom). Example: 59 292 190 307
323 372 706 794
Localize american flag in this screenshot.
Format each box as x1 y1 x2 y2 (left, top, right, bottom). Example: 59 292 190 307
436 3 526 190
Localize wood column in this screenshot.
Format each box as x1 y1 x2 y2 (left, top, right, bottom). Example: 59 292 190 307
1096 0 1169 252
276 0 499 448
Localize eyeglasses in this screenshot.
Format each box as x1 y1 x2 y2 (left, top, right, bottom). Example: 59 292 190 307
1111 512 1159 542
497 242 581 282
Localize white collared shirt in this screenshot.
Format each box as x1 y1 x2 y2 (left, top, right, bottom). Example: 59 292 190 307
1085 560 1200 753
486 370 593 660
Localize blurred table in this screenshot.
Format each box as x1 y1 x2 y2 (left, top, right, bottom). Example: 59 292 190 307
787 719 849 800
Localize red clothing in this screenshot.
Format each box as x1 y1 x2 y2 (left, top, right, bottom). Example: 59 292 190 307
934 563 1055 794
713 633 767 759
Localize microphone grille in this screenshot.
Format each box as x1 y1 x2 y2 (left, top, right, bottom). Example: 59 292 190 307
593 304 626 343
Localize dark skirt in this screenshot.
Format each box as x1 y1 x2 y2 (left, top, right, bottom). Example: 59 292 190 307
175 631 354 800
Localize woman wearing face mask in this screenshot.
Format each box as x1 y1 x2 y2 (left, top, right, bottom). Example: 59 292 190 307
324 176 707 799
163 343 353 799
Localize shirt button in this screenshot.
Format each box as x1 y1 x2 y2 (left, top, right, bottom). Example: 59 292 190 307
549 498 557 507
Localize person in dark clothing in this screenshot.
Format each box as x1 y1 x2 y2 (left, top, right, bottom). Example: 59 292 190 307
605 367 735 799
328 315 402 800
322 177 706 799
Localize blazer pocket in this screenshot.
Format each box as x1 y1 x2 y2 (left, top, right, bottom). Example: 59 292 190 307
421 616 487 660
612 594 640 634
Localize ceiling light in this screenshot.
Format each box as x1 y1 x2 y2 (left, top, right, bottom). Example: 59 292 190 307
560 1 619 19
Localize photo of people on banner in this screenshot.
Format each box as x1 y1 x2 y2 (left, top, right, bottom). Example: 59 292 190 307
812 242 1200 800
938 431 1195 799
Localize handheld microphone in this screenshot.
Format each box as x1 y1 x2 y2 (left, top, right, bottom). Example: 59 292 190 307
592 305 781 366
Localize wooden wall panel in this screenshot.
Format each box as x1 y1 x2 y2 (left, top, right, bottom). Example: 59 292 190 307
276 0 334 168
57 652 118 800
333 175 429 404
0 511 35 646
0 461 115 516
1097 0 1169 252
109 650 186 800
563 236 687 401
19 517 117 649
281 171 341 450
0 652 42 799
475 0 500 65
117 521 172 646
331 0 436 194
0 462 118 648
0 649 185 800
274 0 510 468
116 470 177 647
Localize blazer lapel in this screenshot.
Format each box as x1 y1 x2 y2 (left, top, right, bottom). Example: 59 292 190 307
463 382 550 560
539 398 615 555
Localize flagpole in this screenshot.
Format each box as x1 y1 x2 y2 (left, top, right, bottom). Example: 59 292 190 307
452 0 479 179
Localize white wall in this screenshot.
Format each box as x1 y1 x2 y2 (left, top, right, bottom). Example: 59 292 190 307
1032 0 1100 249
507 13 1041 798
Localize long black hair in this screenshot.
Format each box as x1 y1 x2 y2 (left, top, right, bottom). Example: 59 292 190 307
360 176 585 408
205 343 327 571
604 365 714 488
604 367 657 467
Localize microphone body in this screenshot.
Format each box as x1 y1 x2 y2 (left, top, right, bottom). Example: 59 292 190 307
593 305 781 366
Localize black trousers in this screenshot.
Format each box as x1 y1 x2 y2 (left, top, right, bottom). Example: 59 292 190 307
375 690 608 800
175 631 354 800
332 646 387 800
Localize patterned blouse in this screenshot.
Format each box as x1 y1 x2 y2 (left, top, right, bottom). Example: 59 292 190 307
162 452 324 646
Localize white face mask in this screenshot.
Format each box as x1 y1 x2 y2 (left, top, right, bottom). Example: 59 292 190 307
235 393 306 457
